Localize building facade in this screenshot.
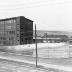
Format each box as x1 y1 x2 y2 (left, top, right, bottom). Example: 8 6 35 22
0 16 33 46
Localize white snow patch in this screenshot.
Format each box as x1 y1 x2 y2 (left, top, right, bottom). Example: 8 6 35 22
7 43 67 51
0 56 71 71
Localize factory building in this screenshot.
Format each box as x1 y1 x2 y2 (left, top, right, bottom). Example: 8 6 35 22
0 16 33 46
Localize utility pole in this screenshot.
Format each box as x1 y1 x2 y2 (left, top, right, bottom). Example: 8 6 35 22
35 24 38 67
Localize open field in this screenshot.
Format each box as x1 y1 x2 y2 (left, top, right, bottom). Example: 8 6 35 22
0 58 68 72
0 53 70 72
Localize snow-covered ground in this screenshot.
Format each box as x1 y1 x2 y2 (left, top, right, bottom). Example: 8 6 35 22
0 54 71 72
0 59 47 72
7 43 67 51
0 43 69 58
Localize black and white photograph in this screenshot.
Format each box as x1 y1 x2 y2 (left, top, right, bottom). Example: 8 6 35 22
0 0 72 72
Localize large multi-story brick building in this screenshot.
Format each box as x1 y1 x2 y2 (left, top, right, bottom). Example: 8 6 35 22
0 16 33 46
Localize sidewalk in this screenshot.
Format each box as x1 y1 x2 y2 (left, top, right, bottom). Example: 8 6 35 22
0 52 72 72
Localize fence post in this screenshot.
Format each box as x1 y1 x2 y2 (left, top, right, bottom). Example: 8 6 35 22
35 24 38 67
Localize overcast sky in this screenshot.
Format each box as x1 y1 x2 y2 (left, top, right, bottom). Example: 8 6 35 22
0 0 72 31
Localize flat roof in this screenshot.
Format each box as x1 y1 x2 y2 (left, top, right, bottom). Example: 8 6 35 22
0 16 33 22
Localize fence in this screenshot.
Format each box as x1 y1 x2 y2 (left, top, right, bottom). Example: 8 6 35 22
33 43 71 58
0 43 72 58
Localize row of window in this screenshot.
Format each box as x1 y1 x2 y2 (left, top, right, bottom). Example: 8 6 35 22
3 31 15 35
0 37 6 40
8 31 15 34
0 30 15 34
0 41 15 45
0 37 15 40
0 19 16 24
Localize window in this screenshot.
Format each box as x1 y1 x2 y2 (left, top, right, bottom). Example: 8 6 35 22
9 37 14 40
17 34 19 37
21 38 23 42
9 31 15 34
0 37 6 40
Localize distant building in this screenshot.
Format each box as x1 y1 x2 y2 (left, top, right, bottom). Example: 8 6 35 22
33 30 69 43
68 36 72 44
0 16 33 46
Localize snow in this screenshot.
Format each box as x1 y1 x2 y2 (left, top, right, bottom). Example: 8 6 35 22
0 56 71 71
7 43 67 51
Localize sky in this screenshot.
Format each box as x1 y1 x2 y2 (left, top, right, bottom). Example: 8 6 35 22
0 0 72 31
